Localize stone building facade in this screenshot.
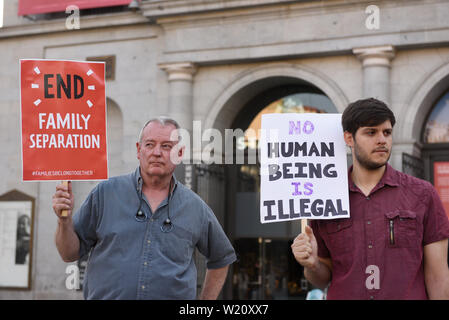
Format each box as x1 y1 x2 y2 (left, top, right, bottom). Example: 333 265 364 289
0 0 448 299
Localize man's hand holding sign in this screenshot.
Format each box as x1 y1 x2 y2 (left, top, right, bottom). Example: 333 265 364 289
291 225 318 269
52 180 80 262
291 225 333 290
260 113 349 290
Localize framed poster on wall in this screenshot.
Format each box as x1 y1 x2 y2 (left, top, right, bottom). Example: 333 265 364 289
0 190 35 290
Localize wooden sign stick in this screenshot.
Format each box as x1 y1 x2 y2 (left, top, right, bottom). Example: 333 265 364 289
61 181 69 217
301 218 308 234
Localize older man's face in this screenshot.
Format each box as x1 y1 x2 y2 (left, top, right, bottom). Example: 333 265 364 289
136 122 182 179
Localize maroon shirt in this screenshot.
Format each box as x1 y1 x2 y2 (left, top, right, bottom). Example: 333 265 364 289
311 164 449 300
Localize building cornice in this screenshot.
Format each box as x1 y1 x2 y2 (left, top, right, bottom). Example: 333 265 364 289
0 11 149 39
141 0 302 19
148 0 449 65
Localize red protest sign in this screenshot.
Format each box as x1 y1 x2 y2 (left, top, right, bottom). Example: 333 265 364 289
20 59 108 181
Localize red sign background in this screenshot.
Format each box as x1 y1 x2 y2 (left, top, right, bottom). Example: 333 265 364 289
20 59 108 181
18 0 132 16
434 162 449 219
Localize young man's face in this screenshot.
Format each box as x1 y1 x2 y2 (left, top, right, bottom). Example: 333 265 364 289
344 120 393 170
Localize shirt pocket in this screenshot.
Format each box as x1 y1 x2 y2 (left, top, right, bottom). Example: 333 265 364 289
160 224 194 265
324 218 354 255
385 210 417 248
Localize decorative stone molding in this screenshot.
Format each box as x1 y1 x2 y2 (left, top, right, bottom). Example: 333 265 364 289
141 0 301 19
0 11 149 39
352 45 396 103
353 45 395 68
203 63 349 132
158 62 197 132
158 62 197 81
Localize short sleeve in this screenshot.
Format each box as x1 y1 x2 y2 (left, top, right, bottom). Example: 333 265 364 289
422 185 449 246
310 220 330 259
196 207 237 269
73 186 99 259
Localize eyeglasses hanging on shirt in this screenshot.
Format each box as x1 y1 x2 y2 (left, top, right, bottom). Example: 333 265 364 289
135 176 174 233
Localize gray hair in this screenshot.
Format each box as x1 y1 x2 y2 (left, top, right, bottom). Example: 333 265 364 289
138 116 181 142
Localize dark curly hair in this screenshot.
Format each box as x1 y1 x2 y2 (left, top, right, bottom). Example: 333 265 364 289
342 98 396 136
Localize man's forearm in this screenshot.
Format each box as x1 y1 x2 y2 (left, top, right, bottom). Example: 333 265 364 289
200 266 229 300
424 239 449 300
55 218 80 262
426 274 449 299
304 260 331 290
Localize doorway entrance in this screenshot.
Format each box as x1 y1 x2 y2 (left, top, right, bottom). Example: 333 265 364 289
422 90 449 223
226 84 338 300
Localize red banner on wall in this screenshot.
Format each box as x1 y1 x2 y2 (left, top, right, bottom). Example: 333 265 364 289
18 0 132 16
434 162 449 219
20 59 108 181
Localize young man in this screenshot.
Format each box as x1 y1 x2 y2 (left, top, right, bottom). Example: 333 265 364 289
291 98 449 299
53 117 236 299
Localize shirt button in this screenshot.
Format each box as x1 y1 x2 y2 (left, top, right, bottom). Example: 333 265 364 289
144 262 148 266
141 285 145 290
370 296 374 300
367 221 371 225
147 240 151 245
366 196 370 200
368 244 373 249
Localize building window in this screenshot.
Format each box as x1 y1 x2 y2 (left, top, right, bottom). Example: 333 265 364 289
423 91 449 143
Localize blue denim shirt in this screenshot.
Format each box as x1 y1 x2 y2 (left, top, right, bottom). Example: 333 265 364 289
73 167 236 299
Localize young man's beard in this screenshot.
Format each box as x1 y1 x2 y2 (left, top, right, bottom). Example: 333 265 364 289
353 142 391 170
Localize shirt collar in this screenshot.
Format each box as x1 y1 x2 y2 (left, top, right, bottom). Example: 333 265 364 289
380 163 400 187
134 167 179 196
348 162 399 193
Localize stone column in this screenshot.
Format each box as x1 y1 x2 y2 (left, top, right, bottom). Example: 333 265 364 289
353 45 395 104
158 62 197 132
159 62 198 189
353 46 417 173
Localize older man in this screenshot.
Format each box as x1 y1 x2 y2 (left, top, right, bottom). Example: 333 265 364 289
53 117 236 299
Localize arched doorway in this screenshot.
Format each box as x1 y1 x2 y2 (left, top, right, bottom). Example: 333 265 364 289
422 90 449 223
226 83 339 300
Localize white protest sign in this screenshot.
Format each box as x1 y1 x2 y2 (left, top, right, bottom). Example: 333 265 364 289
260 113 350 223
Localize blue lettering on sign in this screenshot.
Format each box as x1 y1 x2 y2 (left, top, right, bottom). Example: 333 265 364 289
289 120 314 135
291 181 314 196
